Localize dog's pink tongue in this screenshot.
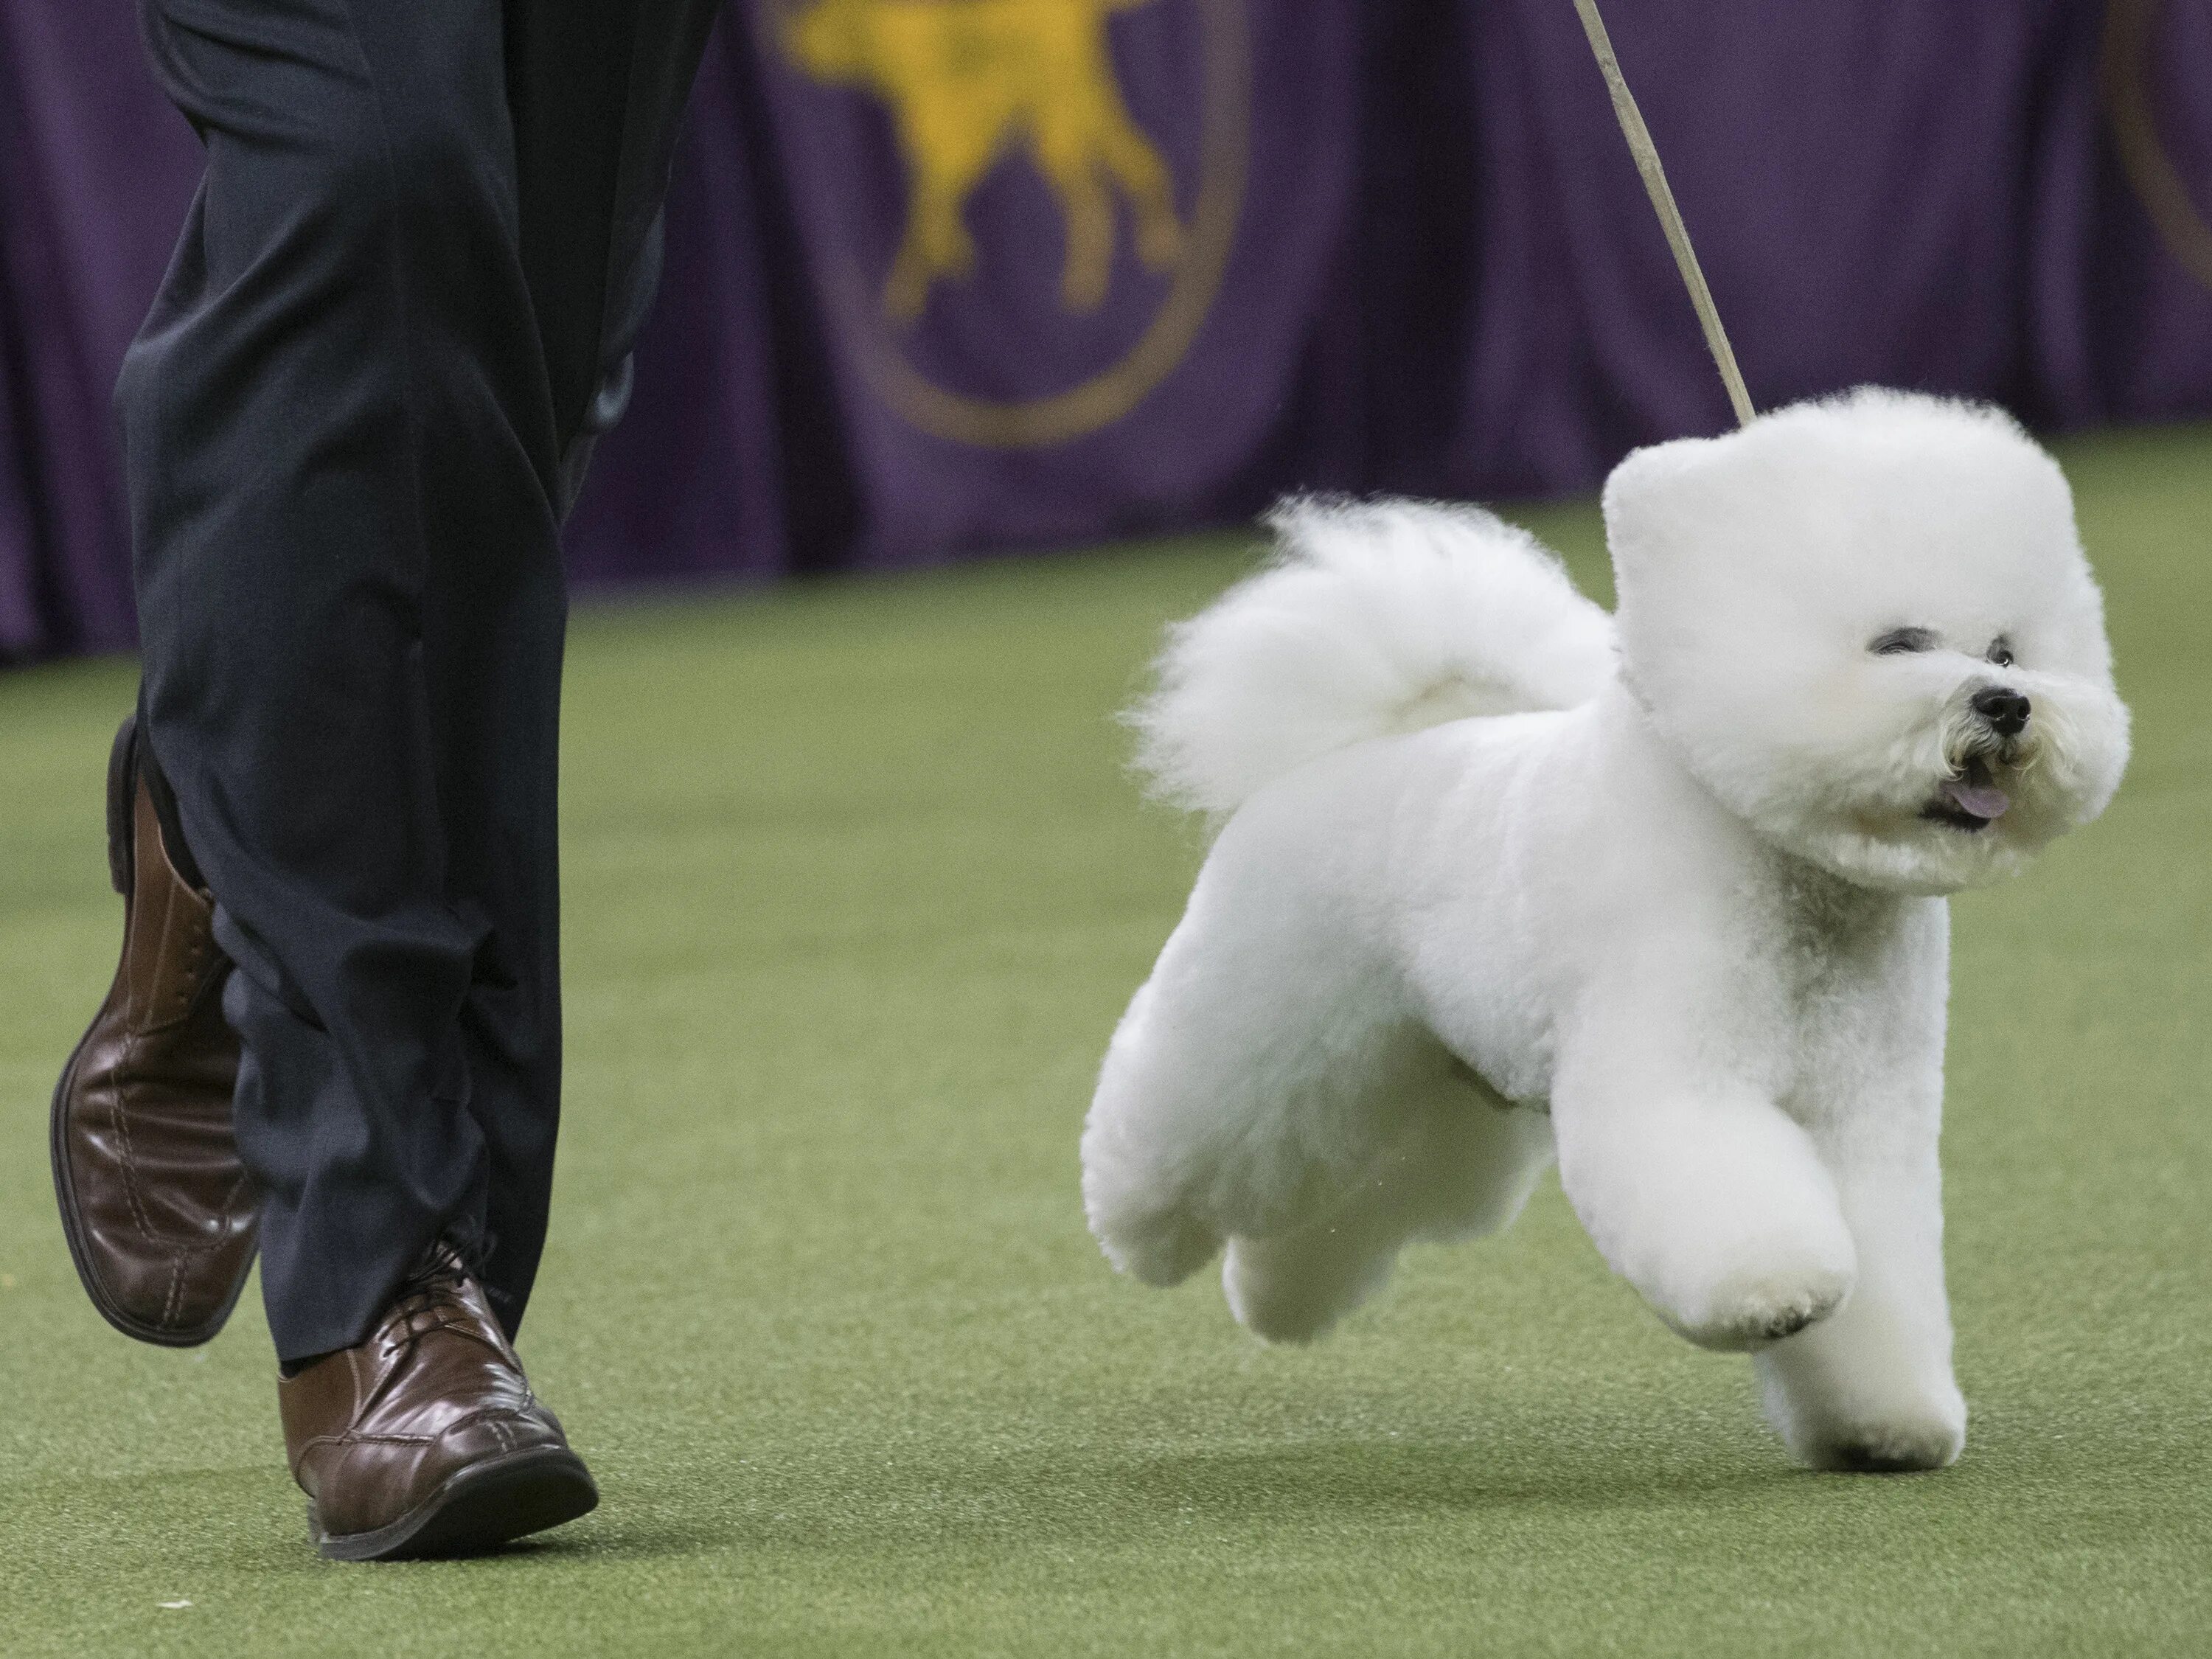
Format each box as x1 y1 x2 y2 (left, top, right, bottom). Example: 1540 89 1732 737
1944 779 2011 820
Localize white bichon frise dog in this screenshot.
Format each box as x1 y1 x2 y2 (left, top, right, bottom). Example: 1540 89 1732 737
1080 389 2129 1471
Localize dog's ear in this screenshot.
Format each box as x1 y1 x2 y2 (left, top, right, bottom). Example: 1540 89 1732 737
1601 434 1722 590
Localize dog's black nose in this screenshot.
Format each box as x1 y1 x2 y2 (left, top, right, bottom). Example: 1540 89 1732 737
1972 686 2031 737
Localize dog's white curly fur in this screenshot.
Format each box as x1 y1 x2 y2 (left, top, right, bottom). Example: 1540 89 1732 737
1082 389 2129 1472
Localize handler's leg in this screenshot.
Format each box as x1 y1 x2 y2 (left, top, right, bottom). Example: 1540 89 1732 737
457 0 725 1336
122 0 569 1366
122 0 721 1364
111 0 717 1558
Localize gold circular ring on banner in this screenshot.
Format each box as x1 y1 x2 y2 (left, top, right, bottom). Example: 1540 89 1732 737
2102 0 2212 292
766 0 1251 448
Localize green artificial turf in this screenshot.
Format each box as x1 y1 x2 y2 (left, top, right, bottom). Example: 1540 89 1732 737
2 424 2208 1657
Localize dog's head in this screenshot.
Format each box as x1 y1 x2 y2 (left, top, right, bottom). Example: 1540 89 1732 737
1604 389 2129 896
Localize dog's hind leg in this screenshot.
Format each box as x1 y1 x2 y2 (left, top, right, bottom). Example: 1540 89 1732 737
1080 974 1287 1287
1081 883 1403 1289
1224 1062 1554 1343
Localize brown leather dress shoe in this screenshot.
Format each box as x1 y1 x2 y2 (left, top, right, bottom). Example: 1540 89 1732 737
50 716 256 1346
279 1245 598 1561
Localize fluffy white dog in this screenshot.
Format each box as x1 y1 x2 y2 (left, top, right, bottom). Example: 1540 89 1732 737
1080 389 2129 1471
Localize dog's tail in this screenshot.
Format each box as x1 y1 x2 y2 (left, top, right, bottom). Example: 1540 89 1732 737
1130 498 1617 816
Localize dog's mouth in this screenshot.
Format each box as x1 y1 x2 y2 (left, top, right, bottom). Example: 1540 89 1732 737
1921 756 2011 833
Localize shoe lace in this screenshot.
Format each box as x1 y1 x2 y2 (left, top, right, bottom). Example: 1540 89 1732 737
403 1245 470 1298
358 1239 521 1416
379 1240 481 1349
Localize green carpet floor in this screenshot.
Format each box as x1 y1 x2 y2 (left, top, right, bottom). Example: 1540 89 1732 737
2 425 2207 1656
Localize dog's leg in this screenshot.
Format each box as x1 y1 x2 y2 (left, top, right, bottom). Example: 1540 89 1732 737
1222 1068 1554 1343
1751 1125 1964 1471
1753 974 1964 1471
1083 970 1393 1291
1082 854 1411 1293
1080 973 1229 1285
1222 1219 1401 1346
1740 904 1965 1471
1551 1005 1857 1351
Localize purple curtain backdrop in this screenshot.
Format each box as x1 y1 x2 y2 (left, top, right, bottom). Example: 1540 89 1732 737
4 0 2211 662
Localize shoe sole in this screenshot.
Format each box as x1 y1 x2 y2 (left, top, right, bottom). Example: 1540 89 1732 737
312 1447 600 1562
49 716 255 1349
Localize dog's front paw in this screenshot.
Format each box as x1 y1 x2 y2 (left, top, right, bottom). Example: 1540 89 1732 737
1659 1259 1854 1352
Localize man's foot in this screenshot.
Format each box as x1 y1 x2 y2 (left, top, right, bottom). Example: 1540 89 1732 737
279 1245 598 1561
50 715 256 1345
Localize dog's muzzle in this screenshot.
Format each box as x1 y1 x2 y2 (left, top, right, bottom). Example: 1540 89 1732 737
1925 686 2034 832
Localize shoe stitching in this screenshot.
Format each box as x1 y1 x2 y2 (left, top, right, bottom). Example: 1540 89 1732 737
163 914 223 1032
105 862 178 1253
67 752 244 1337
410 1404 541 1439
297 1402 544 1461
302 1433 439 1452
91 864 248 1323
173 925 202 1020
160 1251 186 1330
105 1032 161 1251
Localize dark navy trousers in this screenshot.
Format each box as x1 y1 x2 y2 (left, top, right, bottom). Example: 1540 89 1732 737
122 0 721 1361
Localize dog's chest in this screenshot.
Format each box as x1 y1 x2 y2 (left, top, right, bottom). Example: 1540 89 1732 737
1749 865 1932 1109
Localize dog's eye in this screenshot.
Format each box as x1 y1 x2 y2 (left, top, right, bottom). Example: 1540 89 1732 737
1986 637 2015 667
1869 627 1938 655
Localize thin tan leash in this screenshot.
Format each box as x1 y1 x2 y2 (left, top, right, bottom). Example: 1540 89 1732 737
1570 0 1756 428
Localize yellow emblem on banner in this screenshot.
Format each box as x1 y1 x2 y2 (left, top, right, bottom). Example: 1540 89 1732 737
771 0 1250 448
783 0 1186 318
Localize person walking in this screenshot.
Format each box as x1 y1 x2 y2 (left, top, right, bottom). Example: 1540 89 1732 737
49 0 724 1560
